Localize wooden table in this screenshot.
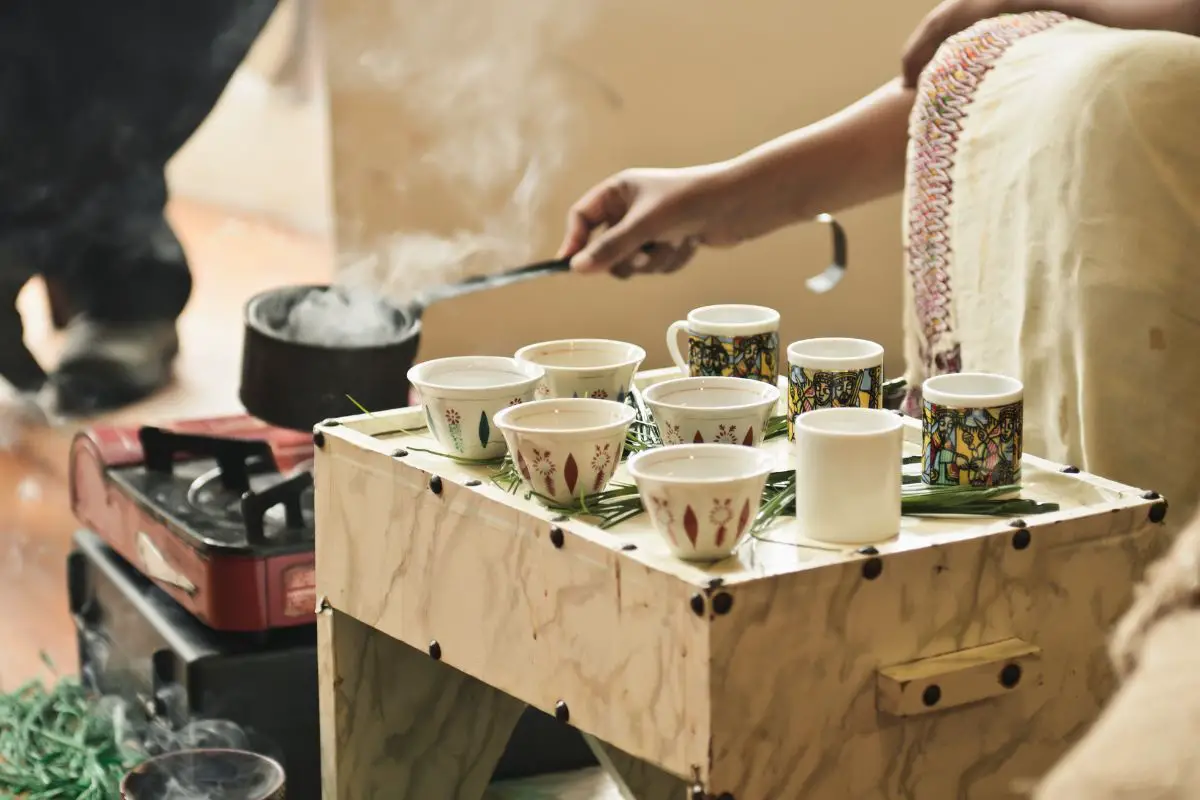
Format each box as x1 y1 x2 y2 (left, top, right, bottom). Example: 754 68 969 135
314 368 1168 799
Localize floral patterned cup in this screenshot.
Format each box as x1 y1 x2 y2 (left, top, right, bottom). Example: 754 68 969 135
628 443 773 562
666 305 780 384
514 339 645 402
493 398 635 504
643 377 779 447
921 373 1023 487
407 356 544 460
786 338 885 441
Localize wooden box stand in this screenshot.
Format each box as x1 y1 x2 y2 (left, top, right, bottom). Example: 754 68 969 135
314 368 1170 799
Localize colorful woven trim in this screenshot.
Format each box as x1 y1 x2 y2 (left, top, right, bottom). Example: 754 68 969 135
905 12 1068 384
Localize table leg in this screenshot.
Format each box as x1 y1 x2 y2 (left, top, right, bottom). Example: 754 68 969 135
583 734 692 799
319 608 525 800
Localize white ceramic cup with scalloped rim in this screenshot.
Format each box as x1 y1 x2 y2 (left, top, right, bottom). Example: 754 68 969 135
628 443 773 562
643 376 779 447
493 397 635 504
794 407 903 545
514 339 645 402
407 356 544 460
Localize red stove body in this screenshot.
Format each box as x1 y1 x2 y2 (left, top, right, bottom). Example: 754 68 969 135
69 415 317 632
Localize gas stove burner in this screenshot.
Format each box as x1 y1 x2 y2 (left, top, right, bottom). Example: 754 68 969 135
70 414 319 631
187 459 314 532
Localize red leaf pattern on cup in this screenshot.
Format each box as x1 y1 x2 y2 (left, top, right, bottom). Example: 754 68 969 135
737 498 752 537
517 451 531 480
564 454 579 496
683 506 699 546
714 425 738 445
741 427 755 447
692 431 704 444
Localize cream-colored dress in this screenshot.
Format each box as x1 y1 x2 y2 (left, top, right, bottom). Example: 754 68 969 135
904 15 1200 524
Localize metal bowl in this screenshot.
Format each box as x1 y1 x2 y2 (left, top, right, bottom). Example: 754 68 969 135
240 284 421 431
120 748 285 799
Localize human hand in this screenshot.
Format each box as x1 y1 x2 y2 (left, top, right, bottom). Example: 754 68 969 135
901 0 1006 88
556 164 738 278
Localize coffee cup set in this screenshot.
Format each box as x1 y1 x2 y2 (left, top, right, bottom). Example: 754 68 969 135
407 304 1024 564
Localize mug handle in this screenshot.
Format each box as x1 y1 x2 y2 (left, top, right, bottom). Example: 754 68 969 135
666 320 689 373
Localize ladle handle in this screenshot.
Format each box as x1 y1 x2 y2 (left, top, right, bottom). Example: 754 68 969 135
411 258 572 317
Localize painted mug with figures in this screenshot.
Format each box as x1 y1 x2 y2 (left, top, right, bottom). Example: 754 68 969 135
666 305 780 385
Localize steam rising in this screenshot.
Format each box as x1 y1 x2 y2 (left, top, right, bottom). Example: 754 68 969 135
286 0 593 346
83 636 282 798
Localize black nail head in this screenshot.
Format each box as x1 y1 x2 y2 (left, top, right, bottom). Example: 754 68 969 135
313 430 325 449
549 526 565 548
1009 519 1028 529
711 592 734 615
428 475 443 495
1142 490 1161 500
999 663 1021 688
691 788 706 800
708 577 725 589
1012 529 1032 550
1150 500 1169 524
465 479 481 487
690 593 705 616
1061 465 1080 474
862 557 883 580
621 544 637 551
858 546 880 556
554 700 569 724
551 515 569 522
922 685 942 707
391 448 408 458
428 640 442 660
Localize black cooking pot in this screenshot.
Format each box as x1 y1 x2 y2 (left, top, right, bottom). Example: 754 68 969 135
240 260 572 431
240 283 421 432
121 748 285 800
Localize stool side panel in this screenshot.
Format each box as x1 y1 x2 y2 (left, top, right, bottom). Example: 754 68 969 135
702 506 1168 799
316 440 712 778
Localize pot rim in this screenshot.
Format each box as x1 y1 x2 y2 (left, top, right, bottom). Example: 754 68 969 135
243 283 422 351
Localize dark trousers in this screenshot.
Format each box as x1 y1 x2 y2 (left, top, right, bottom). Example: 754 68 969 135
0 0 278 394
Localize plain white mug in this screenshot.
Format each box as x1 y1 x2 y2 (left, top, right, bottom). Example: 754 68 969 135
794 407 903 545
665 304 781 384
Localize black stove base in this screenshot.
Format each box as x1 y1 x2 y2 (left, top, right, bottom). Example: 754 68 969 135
68 530 597 798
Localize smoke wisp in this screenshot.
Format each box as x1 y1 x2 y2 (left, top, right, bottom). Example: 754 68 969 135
284 0 594 345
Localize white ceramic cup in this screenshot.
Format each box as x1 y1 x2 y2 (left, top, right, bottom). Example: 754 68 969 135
794 407 903 545
786 337 885 441
628 443 773 561
493 397 635 504
514 339 646 402
642 376 779 447
666 305 781 384
921 372 1024 487
407 356 545 460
